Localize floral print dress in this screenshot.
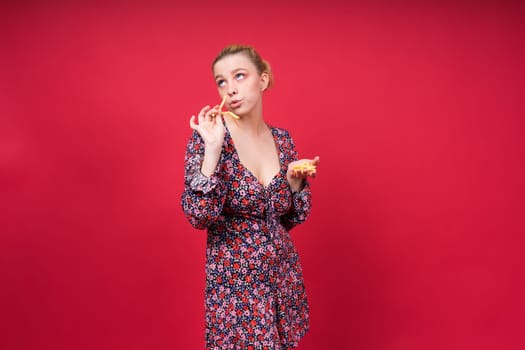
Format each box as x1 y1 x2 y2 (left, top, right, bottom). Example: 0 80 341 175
181 122 311 350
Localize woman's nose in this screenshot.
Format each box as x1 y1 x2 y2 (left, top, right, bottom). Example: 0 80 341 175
227 83 237 96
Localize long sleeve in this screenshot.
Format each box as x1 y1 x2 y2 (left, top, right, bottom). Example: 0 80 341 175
280 131 312 231
180 131 226 230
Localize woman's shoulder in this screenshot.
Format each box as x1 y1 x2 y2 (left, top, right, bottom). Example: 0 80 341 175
269 125 293 139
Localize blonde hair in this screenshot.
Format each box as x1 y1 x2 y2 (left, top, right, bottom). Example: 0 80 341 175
212 44 274 89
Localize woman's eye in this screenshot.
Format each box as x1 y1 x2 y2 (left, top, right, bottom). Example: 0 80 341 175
235 73 245 80
217 80 226 87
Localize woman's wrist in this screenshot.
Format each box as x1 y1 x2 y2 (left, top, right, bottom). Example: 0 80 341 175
201 146 222 177
290 180 305 194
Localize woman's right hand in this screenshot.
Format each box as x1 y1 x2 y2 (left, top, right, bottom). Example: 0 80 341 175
189 105 225 150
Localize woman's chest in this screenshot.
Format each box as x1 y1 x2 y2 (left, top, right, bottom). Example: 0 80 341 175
228 131 281 188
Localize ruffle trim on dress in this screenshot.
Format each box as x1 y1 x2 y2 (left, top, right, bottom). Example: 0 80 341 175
186 153 222 194
291 181 311 209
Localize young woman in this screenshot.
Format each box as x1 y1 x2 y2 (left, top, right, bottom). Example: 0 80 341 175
181 44 320 349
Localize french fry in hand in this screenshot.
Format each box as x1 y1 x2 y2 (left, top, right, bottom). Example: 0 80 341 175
223 111 240 119
292 162 317 172
218 95 226 111
215 96 240 119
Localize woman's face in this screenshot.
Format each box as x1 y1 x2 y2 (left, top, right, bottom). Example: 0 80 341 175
213 53 269 117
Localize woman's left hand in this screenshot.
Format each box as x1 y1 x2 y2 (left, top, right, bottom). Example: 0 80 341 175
287 156 320 193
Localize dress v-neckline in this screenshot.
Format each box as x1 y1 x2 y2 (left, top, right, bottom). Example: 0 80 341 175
224 121 283 189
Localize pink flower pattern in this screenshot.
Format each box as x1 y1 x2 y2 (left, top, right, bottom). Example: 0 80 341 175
181 124 311 349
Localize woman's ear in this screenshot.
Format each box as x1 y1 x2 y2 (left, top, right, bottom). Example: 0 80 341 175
260 72 269 91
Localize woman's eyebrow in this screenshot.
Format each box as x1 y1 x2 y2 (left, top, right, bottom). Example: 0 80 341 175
215 68 248 80
231 67 248 73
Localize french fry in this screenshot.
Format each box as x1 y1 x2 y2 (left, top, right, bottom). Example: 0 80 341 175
292 162 316 172
223 111 240 119
213 96 240 119
210 96 227 119
218 95 226 111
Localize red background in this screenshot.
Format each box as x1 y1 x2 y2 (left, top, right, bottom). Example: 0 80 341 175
1 1 524 349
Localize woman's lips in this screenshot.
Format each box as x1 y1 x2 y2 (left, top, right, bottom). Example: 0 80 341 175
230 100 242 109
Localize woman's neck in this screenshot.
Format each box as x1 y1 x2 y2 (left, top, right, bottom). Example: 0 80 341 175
227 107 267 136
